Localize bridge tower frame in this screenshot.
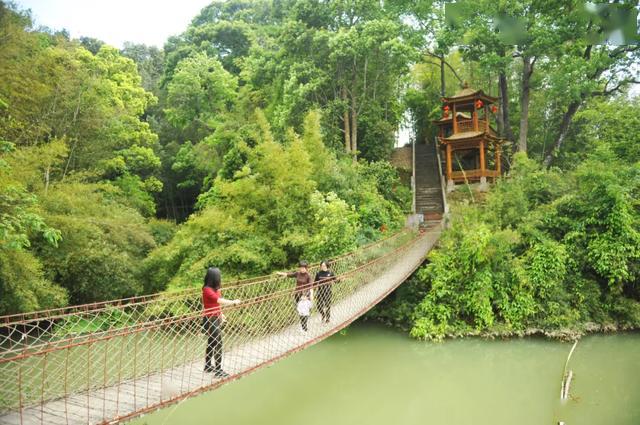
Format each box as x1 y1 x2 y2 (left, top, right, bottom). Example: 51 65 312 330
433 82 504 192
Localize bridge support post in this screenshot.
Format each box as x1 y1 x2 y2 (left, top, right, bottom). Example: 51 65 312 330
479 176 488 191
446 179 455 192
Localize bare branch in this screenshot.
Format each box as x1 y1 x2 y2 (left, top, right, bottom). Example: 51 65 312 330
592 79 640 97
424 51 464 84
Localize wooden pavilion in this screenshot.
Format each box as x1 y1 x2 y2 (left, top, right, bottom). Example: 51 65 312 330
433 83 503 191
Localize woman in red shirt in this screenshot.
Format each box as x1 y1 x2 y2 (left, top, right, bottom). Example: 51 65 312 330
203 267 241 377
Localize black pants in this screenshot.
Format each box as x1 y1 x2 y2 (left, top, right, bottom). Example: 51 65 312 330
317 286 332 322
204 316 223 371
300 315 308 331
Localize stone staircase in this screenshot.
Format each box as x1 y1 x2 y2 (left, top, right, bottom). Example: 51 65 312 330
415 142 445 220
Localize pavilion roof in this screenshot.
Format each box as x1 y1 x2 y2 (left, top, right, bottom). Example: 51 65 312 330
433 112 471 125
440 131 503 145
444 130 485 141
442 83 498 104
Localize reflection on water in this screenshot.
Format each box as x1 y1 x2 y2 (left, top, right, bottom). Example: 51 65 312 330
131 323 640 425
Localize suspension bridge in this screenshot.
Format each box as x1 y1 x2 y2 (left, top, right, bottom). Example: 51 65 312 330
0 222 442 425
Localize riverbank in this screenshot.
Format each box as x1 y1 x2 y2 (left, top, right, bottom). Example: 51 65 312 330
368 311 640 342
423 321 639 342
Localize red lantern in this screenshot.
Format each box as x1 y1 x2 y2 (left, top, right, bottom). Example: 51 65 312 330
475 99 484 109
491 105 498 113
443 105 450 111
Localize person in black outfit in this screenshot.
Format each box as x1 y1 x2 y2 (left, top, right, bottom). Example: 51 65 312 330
202 267 241 378
314 260 336 323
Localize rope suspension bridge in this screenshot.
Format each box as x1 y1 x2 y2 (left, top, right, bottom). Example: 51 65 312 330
0 223 442 425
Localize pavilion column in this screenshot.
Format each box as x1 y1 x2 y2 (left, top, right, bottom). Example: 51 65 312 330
496 143 502 176
473 107 479 131
479 140 488 191
446 143 454 192
452 103 458 134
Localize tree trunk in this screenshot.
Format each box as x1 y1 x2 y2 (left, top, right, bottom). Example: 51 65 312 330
518 56 534 152
495 83 504 137
440 55 445 97
44 165 50 195
499 70 514 142
351 108 358 163
543 100 581 167
342 87 351 154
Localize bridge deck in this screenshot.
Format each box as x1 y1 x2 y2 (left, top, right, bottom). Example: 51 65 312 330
0 224 441 425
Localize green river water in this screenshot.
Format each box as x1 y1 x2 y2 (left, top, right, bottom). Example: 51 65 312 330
131 323 639 425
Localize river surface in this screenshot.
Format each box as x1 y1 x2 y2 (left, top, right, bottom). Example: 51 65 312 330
131 323 640 425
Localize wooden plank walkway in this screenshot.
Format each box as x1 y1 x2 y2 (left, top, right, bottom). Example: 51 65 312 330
0 224 441 425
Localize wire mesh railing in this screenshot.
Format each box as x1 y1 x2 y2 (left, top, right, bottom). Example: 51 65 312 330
0 229 413 356
0 225 440 425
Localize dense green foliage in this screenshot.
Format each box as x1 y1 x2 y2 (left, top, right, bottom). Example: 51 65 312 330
1 0 639 340
143 109 407 292
373 143 640 340
0 2 409 315
152 0 416 219
0 3 169 313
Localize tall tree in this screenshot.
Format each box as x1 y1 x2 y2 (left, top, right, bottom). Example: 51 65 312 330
164 52 238 141
542 43 640 166
330 18 413 160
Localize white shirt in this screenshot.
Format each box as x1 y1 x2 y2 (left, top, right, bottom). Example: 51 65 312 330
297 298 312 316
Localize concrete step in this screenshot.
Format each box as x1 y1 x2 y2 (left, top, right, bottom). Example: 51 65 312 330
416 196 443 202
417 205 443 211
421 212 443 221
418 211 444 216
416 203 444 209
416 201 443 207
417 204 443 211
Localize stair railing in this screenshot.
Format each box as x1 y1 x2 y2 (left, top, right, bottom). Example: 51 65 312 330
412 135 416 214
434 137 449 215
